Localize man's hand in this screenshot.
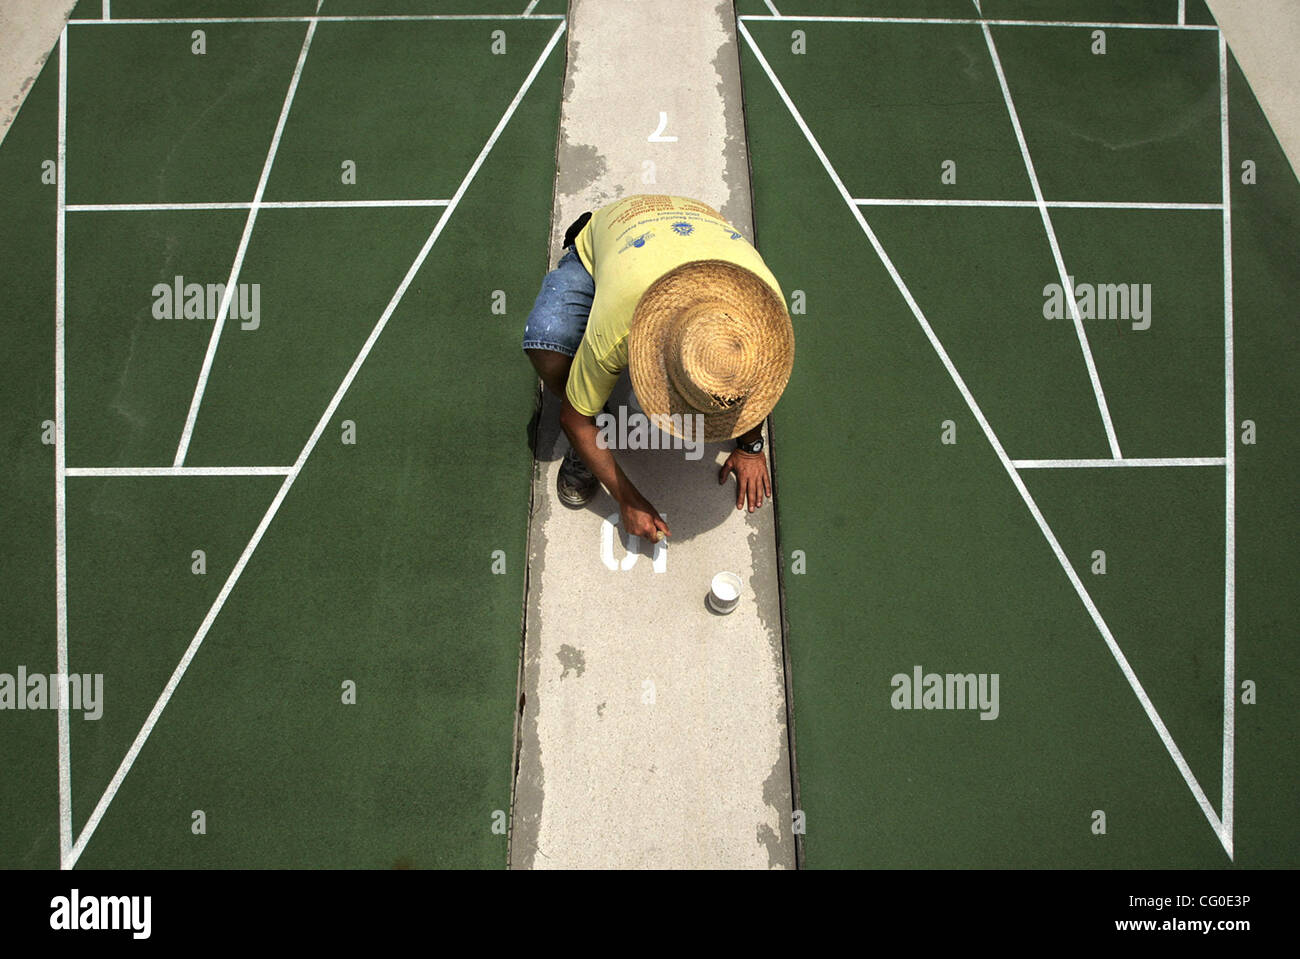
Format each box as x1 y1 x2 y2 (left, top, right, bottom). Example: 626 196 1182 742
719 449 772 512
560 395 670 541
621 491 671 542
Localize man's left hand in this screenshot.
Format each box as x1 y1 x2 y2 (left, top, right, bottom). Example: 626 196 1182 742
719 449 772 512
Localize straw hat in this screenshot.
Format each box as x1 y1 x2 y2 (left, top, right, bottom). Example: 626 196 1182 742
628 260 794 442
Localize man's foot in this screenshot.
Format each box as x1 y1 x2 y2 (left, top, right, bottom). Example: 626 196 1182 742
557 446 598 508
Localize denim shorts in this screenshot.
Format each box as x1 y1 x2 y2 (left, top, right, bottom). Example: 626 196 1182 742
521 246 595 358
520 244 595 356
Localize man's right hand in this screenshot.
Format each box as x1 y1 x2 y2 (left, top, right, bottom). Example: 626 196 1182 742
621 493 671 543
560 395 669 542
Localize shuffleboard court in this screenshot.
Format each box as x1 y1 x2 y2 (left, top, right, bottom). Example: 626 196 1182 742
1 1 565 868
739 0 1298 866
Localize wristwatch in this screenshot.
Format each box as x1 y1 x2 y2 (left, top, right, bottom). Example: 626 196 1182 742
736 435 764 455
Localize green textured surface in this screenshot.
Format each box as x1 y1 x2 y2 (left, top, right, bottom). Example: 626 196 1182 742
1049 208 1226 456
990 23 1223 203
1 5 562 868
746 21 1036 200
741 6 1299 867
264 19 562 201
179 207 445 466
66 22 308 203
65 212 247 466
864 206 1112 460
0 51 60 871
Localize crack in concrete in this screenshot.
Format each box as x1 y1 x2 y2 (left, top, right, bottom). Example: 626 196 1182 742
510 384 563 869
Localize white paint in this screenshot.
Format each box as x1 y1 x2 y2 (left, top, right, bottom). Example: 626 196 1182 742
68 199 451 212
647 110 678 142
54 25 71 870
1219 30 1237 861
600 512 669 572
66 466 294 477
67 15 565 25
738 14 1217 31
64 19 568 870
1012 458 1227 469
854 198 1222 211
601 513 641 571
741 19 1230 856
710 572 741 607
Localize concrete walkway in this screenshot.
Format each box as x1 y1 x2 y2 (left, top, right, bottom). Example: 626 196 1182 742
0 0 77 148
1207 0 1300 177
509 0 796 869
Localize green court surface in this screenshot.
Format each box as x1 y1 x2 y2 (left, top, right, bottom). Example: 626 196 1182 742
1 1 564 868
740 0 1298 866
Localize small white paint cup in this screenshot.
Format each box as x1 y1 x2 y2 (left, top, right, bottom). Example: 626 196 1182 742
708 572 743 614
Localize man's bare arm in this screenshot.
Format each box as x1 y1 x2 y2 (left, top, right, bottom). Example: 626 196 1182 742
559 396 671 540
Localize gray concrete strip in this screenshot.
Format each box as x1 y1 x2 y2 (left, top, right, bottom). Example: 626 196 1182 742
0 0 78 149
1208 0 1300 177
510 0 795 869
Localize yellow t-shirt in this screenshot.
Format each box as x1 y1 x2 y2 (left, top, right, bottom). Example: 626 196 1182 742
564 194 785 417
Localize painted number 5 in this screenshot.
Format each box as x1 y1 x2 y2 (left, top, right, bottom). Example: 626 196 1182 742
601 512 668 572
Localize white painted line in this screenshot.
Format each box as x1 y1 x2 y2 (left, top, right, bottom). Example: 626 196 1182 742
737 14 1217 31
1180 0 1187 26
853 198 1223 211
974 8 1123 460
1219 30 1236 861
66 466 294 477
54 25 72 871
1048 200 1222 211
67 199 452 212
102 0 110 21
172 15 321 467
763 1 782 17
856 198 1042 207
740 19 1230 856
522 0 540 15
1013 457 1226 469
239 199 451 209
64 17 568 871
67 14 565 25
69 202 250 211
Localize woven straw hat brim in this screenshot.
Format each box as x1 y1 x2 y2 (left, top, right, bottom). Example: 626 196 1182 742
628 259 794 443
